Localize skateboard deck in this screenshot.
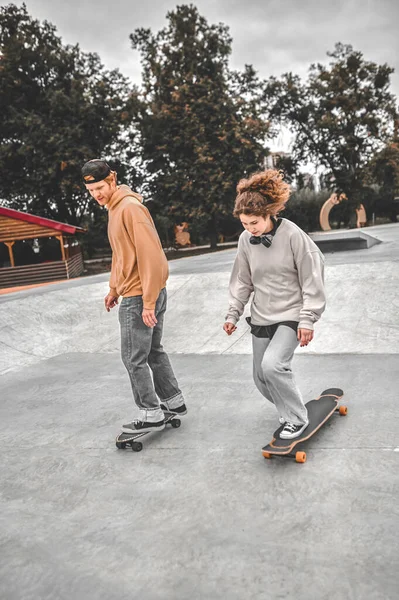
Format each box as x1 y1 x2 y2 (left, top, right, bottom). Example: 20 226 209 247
116 411 181 452
262 388 346 464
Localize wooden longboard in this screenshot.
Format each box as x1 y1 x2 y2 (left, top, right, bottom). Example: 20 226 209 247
262 388 346 464
115 411 181 452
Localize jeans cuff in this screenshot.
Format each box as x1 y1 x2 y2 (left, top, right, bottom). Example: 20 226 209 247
161 391 184 407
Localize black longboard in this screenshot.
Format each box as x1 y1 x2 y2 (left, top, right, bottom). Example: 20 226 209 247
116 411 181 452
262 388 347 464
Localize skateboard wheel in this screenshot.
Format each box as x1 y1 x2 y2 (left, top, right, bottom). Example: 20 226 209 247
339 405 348 416
132 442 143 452
116 441 126 450
263 452 272 459
171 419 181 428
295 451 307 463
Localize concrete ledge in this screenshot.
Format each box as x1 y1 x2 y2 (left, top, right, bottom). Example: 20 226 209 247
310 230 382 252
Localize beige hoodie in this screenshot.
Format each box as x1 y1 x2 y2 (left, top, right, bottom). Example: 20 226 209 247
106 185 168 309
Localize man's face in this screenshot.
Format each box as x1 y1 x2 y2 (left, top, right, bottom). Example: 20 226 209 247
85 179 116 206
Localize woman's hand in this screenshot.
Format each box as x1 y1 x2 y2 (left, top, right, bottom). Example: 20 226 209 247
297 328 314 347
223 322 237 336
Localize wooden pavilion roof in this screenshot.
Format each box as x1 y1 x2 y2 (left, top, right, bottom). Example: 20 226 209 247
0 206 86 242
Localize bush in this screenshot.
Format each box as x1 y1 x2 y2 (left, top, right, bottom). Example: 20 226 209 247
283 189 330 232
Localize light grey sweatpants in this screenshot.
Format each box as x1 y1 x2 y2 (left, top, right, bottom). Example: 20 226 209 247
252 325 308 426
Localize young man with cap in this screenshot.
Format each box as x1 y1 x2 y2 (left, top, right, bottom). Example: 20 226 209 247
82 159 187 433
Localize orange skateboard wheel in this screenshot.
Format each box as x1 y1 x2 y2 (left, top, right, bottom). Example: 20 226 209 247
263 452 272 459
295 451 307 463
339 405 348 416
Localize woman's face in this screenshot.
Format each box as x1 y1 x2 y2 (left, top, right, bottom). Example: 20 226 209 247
239 214 270 236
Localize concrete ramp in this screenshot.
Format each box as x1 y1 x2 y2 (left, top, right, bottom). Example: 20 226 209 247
166 261 399 355
0 281 119 374
1 259 398 374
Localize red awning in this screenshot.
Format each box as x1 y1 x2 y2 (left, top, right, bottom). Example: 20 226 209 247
0 206 86 235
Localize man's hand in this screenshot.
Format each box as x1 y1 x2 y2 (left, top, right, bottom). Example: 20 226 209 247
223 322 237 336
104 294 118 312
298 328 314 347
142 308 158 328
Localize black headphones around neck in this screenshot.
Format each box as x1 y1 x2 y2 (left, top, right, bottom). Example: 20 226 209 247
249 217 281 248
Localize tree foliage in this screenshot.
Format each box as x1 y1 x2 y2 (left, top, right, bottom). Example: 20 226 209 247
130 4 269 247
265 43 397 208
1 3 398 249
0 3 139 225
367 135 399 221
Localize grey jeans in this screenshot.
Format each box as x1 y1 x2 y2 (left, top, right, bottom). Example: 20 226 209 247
118 289 183 410
252 325 308 425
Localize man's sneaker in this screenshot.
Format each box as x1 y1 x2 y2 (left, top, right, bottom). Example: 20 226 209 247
279 421 309 439
122 419 165 434
160 401 187 416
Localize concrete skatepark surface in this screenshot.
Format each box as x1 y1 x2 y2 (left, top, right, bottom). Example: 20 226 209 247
1 223 399 599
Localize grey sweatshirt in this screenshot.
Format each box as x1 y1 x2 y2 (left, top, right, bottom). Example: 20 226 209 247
226 218 326 330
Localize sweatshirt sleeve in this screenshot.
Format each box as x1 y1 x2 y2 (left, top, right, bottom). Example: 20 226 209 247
123 205 167 309
225 236 253 325
109 253 119 298
296 250 326 330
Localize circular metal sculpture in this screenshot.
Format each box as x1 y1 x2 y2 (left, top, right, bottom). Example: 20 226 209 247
319 193 367 230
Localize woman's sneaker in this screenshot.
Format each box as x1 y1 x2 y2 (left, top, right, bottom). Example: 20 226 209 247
122 419 165 434
280 421 309 439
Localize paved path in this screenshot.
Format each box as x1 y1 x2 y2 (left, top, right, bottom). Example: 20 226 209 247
1 224 398 599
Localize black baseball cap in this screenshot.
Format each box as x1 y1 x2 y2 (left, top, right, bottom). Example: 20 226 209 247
82 159 112 184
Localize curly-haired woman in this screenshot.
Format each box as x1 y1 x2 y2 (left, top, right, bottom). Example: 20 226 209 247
224 169 326 439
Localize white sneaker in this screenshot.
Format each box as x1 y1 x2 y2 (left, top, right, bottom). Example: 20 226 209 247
280 421 309 439
122 419 165 434
121 408 166 434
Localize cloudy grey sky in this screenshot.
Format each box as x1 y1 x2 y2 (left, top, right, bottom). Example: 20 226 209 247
13 0 399 150
14 0 399 87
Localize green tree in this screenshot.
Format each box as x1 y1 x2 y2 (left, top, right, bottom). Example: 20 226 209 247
367 136 399 222
130 4 269 248
283 188 330 232
0 3 139 227
265 43 397 212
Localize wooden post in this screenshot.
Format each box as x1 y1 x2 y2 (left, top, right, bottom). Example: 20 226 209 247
5 241 15 267
65 238 70 260
57 235 66 261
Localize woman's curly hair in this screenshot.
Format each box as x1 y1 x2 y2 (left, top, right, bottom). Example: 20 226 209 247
233 169 290 218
